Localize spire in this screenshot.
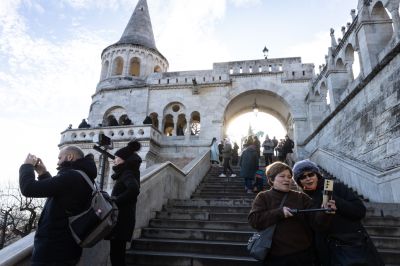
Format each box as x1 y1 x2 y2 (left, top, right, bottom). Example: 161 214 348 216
117 0 157 50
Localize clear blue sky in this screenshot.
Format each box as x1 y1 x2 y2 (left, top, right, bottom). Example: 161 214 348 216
0 0 358 186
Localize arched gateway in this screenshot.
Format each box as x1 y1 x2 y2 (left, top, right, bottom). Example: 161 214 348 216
59 0 400 203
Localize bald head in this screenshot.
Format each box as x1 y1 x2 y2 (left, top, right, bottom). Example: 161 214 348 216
57 146 84 167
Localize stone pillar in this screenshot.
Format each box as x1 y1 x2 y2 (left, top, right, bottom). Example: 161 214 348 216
123 52 130 76
346 61 354 82
388 4 400 39
173 116 178 136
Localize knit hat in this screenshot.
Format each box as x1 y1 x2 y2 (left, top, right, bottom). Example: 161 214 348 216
114 140 141 160
292 159 321 185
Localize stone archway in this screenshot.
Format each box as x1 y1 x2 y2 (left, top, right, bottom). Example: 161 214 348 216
223 90 293 138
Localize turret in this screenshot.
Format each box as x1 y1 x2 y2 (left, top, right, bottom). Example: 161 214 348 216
97 0 168 91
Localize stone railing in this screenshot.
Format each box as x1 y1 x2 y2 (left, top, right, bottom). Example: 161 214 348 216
0 150 211 265
59 125 162 146
310 148 400 203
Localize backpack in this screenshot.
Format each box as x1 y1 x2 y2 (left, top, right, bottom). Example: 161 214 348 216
68 170 118 248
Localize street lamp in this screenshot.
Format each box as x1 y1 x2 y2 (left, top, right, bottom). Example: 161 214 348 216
252 98 259 116
263 46 269 59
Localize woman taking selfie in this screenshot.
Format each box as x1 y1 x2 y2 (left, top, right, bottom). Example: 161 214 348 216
248 162 336 266
293 159 384 266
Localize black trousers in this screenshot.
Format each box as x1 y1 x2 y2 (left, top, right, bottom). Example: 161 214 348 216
265 248 315 266
110 239 127 266
223 158 233 175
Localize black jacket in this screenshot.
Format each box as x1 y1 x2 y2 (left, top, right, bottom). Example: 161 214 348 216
109 153 141 241
304 178 379 266
19 155 97 263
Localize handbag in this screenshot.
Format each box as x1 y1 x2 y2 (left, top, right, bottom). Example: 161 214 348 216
328 229 385 266
247 193 288 261
328 231 369 265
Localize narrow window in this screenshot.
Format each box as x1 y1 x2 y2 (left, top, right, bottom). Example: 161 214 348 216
269 65 272 72
239 67 243 74
229 68 233 74
167 79 169 84
258 66 262 72
249 66 253 73
302 71 305 76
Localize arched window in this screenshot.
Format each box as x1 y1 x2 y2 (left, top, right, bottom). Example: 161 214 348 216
129 57 140 76
176 114 187 136
335 58 345 70
101 60 109 80
163 114 174 136
154 65 161 73
105 115 119 126
370 2 393 50
190 111 201 136
119 114 132 125
112 57 124 76
345 44 361 79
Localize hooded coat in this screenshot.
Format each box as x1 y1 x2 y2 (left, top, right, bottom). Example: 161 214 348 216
109 153 141 241
302 177 383 266
19 155 97 264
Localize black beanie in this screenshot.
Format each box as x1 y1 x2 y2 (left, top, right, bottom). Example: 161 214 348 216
114 140 141 160
292 159 321 185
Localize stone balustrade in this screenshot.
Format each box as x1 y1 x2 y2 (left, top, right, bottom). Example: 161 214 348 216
59 124 162 146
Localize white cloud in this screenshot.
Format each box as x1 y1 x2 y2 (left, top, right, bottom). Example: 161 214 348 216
0 1 109 186
60 0 134 10
229 0 261 7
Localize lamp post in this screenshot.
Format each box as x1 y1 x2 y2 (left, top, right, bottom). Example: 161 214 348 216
252 98 259 116
263 46 269 59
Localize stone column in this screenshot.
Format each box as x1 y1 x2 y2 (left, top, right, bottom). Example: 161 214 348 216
346 61 354 82
388 5 400 39
173 116 178 136
123 52 130 76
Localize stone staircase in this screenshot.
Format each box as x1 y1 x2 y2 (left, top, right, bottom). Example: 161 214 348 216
127 166 258 265
127 165 400 266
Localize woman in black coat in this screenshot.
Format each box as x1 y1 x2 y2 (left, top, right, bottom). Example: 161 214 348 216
108 140 142 266
293 159 384 266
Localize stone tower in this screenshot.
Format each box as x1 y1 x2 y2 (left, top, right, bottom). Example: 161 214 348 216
96 0 168 92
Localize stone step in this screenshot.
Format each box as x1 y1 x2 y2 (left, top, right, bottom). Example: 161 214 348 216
195 188 247 193
149 219 252 231
156 211 248 221
192 192 254 197
132 238 249 257
370 235 400 250
379 248 400 265
365 225 400 237
163 205 251 214
127 250 259 266
141 228 253 242
191 194 255 199
363 216 400 227
167 198 253 207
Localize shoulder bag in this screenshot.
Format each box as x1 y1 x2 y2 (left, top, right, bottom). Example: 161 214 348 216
247 193 288 261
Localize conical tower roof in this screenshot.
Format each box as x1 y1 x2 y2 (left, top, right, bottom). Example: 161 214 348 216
117 0 156 50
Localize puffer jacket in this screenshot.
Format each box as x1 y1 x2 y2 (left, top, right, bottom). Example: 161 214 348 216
19 155 97 264
108 153 141 241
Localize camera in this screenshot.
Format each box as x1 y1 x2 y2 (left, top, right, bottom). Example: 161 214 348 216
93 133 115 160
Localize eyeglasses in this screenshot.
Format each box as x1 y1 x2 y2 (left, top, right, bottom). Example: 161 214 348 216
300 172 316 180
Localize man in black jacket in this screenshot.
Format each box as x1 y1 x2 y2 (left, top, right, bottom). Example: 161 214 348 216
19 146 97 265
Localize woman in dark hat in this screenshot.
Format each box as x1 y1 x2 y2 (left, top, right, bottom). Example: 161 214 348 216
108 139 142 266
293 159 383 266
